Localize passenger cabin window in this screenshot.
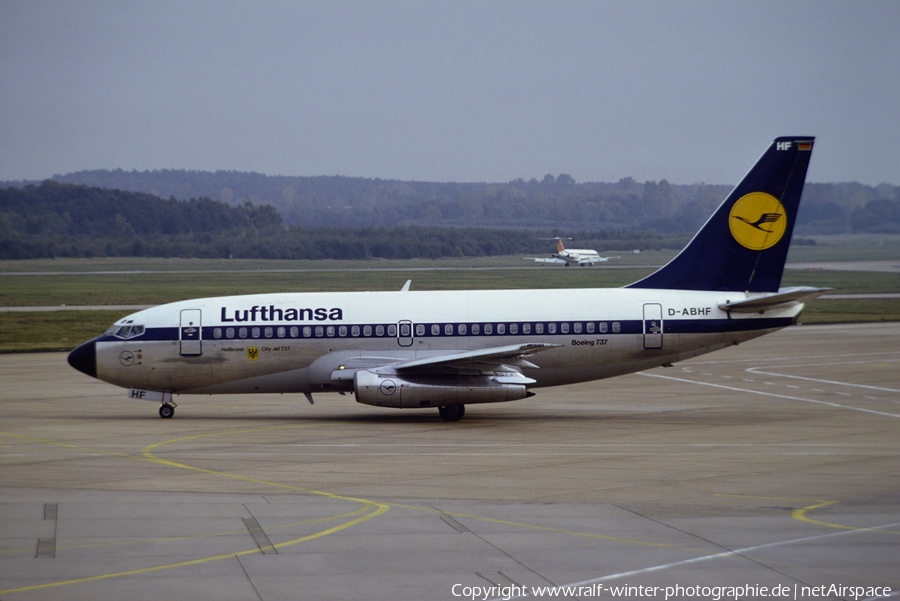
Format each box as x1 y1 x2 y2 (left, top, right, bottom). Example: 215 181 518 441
612 322 621 333
586 322 595 334
416 324 425 336
458 324 467 335
214 328 222 339
523 323 531 334
290 327 299 337
510 323 518 335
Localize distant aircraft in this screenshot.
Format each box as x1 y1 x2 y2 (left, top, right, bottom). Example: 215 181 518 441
527 238 618 266
69 137 826 422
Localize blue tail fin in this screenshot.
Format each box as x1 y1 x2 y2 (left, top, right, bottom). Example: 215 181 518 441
627 136 814 292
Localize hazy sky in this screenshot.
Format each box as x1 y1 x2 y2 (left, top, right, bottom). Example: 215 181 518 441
2 1 898 185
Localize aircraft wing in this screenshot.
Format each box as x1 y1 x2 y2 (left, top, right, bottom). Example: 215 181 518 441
326 343 559 386
390 343 559 372
718 287 832 313
527 257 569 265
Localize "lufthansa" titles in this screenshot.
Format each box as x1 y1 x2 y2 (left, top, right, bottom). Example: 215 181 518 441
220 305 343 323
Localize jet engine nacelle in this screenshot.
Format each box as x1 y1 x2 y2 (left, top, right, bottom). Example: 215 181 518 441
353 369 532 409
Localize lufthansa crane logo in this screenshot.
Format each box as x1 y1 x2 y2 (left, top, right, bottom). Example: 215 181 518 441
729 192 787 250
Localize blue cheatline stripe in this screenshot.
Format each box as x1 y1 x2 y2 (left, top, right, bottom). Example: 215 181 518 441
97 317 793 345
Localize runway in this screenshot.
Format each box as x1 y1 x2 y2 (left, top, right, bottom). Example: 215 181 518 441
1 323 898 600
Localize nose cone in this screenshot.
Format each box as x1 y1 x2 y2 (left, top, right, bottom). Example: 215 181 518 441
68 340 97 378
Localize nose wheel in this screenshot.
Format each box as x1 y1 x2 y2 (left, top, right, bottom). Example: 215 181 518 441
159 403 176 419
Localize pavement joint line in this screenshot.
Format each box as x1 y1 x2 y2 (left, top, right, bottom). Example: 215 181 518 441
438 513 472 533
477 571 520 587
236 555 265 601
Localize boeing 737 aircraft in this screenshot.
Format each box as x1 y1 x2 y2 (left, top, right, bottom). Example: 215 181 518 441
69 137 826 421
527 238 617 266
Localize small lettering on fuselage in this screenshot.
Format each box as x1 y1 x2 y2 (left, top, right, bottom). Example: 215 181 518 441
668 307 712 316
571 339 608 347
220 306 343 323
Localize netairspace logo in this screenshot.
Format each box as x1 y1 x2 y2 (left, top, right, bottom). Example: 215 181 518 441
451 582 893 600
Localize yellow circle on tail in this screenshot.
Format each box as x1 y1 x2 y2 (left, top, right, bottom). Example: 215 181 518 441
728 192 787 250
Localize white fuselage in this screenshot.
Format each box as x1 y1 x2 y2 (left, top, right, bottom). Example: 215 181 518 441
93 287 801 398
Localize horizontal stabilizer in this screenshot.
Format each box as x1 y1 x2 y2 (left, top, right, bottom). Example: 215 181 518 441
719 287 832 313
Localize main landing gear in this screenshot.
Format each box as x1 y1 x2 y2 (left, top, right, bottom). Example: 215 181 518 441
438 404 465 422
159 403 176 419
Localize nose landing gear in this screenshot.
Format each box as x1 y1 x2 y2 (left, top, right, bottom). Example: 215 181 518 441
159 403 176 419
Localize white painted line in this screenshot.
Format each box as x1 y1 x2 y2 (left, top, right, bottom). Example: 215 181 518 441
494 520 900 600
748 366 900 394
638 373 900 419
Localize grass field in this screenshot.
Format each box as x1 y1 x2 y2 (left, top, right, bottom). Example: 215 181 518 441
1 235 898 353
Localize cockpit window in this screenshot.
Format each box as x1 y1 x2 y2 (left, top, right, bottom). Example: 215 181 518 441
106 324 145 339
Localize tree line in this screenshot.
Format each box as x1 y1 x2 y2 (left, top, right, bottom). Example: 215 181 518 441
2 177 899 261
4 169 897 234
1 182 689 260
